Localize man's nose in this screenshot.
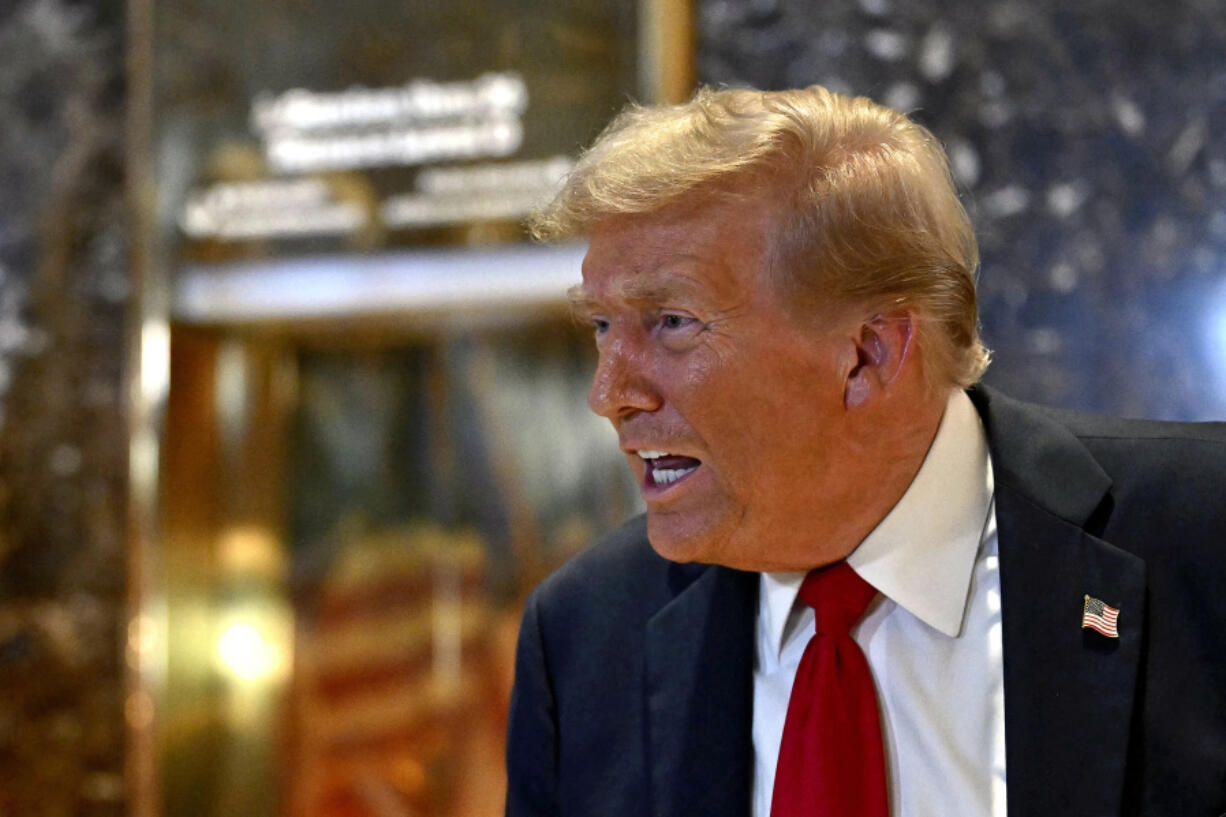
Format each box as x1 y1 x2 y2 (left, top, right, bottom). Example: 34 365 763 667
588 339 662 420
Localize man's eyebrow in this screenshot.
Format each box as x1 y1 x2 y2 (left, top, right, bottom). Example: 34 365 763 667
566 271 709 319
567 285 599 320
618 277 704 304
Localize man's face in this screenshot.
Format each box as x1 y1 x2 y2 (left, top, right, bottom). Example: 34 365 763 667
574 194 866 571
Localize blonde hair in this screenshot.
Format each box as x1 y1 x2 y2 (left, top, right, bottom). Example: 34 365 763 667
531 85 990 387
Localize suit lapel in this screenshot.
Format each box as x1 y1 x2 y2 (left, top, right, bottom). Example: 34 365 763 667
973 387 1146 817
645 562 758 817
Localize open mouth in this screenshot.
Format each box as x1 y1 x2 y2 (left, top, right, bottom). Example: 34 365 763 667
638 450 702 488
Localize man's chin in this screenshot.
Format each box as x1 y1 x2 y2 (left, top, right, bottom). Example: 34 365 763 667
645 510 728 565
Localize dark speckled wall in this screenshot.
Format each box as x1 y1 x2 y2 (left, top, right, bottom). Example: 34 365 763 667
701 0 1226 420
0 0 128 814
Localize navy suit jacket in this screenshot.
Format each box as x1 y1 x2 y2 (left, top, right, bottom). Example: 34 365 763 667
505 386 1226 817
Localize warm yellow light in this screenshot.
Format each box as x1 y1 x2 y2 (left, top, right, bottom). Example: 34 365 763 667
218 526 285 578
217 621 284 682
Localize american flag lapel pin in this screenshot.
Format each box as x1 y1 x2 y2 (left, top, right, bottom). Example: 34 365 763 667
1082 594 1120 638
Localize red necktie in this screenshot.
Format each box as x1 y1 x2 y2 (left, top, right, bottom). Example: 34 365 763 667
770 561 889 817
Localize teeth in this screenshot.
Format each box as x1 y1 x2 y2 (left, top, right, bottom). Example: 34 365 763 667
654 466 698 485
634 450 700 486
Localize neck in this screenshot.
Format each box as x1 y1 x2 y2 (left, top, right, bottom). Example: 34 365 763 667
795 386 952 571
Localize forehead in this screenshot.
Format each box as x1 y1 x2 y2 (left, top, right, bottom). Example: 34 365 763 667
576 194 777 306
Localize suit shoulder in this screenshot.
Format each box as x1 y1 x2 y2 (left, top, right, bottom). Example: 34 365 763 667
1048 409 1226 478
527 515 678 623
970 386 1226 528
1032 408 1226 548
1046 407 1226 444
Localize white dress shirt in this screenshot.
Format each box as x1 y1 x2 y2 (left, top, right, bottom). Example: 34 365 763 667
752 389 1006 817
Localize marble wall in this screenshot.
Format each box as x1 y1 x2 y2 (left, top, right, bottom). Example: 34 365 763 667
701 0 1226 420
0 0 128 814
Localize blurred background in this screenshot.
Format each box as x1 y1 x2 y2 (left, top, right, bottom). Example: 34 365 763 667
0 0 1224 815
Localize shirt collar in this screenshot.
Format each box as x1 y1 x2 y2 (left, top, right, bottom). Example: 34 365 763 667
760 389 994 659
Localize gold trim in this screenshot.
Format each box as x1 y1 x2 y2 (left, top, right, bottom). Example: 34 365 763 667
640 0 695 104
124 0 167 813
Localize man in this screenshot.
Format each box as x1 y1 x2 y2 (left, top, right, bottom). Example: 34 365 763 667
505 86 1226 817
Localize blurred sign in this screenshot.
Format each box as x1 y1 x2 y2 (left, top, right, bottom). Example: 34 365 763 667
154 0 641 261
252 73 529 173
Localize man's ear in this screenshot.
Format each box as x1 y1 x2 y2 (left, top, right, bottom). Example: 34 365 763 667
844 312 917 409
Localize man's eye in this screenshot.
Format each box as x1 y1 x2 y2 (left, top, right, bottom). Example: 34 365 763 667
660 314 695 330
593 318 610 335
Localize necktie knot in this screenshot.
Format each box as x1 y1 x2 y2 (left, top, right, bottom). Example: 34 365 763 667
798 561 878 637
